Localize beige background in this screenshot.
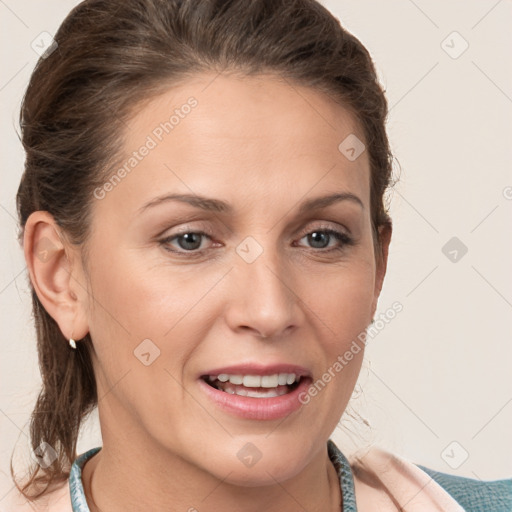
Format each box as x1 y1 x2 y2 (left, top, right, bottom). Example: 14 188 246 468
1 0 511 501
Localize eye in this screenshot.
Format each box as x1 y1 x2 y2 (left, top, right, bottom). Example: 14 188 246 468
296 227 354 252
159 230 213 253
158 225 354 256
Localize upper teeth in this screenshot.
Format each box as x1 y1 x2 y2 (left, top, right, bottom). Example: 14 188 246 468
211 373 299 387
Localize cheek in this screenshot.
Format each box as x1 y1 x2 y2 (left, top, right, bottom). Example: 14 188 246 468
302 261 374 398
302 260 375 341
84 248 224 394
84 254 195 434
86 246 195 339
290 267 372 443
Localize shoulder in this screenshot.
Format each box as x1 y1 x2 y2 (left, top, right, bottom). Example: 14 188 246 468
347 444 511 512
2 481 71 512
417 464 512 512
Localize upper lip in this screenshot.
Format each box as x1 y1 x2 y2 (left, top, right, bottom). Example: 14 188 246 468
200 363 311 379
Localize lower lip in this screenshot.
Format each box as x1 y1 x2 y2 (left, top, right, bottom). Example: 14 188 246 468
198 377 312 420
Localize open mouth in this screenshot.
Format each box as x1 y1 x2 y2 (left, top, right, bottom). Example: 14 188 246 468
201 373 303 398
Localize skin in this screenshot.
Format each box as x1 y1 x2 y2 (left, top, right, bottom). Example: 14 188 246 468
24 72 391 512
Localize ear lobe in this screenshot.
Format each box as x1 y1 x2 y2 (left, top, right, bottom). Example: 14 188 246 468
370 222 392 320
23 211 89 341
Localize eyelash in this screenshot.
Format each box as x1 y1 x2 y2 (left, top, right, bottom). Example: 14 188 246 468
158 225 355 257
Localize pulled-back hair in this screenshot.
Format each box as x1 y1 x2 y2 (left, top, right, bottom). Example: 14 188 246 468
13 0 395 498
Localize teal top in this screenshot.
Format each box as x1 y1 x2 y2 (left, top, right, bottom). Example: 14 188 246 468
415 464 512 512
69 441 512 512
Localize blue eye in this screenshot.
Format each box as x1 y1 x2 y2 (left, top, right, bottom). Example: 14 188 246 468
159 231 212 253
159 227 354 256
298 228 354 252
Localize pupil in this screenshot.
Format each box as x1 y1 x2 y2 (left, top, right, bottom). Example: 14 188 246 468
309 231 329 249
179 233 201 250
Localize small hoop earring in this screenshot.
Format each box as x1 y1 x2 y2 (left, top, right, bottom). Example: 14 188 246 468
69 338 77 349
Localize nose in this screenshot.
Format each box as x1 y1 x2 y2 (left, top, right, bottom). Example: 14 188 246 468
224 241 305 340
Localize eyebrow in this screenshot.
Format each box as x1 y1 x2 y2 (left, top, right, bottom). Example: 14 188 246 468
138 191 364 214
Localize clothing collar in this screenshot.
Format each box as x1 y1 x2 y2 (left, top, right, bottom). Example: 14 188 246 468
69 440 357 511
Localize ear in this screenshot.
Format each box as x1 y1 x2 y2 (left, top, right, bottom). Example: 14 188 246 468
370 222 392 320
23 211 89 341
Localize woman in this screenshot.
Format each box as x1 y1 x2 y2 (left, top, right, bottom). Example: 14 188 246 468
7 0 511 510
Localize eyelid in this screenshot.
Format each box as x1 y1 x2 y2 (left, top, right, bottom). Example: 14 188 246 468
158 222 215 238
161 217 349 234
297 221 350 237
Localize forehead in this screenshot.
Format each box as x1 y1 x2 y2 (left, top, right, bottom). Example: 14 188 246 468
97 72 370 217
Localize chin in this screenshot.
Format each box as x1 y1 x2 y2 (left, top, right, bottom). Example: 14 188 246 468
199 443 311 487
214 462 305 488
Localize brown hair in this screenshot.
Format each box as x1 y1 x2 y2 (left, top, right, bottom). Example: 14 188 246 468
13 0 395 499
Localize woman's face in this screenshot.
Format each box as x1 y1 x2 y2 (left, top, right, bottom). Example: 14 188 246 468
79 72 390 484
